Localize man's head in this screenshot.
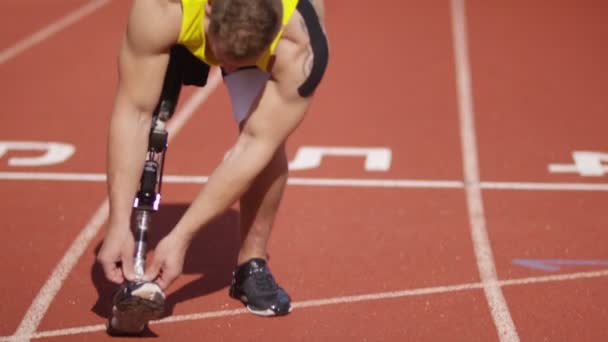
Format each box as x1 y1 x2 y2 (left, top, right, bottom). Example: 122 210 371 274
207 0 283 68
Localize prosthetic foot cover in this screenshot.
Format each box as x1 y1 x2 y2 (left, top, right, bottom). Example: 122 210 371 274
107 281 166 336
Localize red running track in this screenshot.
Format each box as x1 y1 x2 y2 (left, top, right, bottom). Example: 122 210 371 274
1 0 608 341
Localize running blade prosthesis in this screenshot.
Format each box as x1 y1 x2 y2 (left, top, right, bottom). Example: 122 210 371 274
107 281 166 335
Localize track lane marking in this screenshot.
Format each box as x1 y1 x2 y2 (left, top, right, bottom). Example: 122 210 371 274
9 69 221 341
4 173 608 192
0 173 462 188
481 181 608 191
0 0 111 65
3 268 607 341
450 0 520 341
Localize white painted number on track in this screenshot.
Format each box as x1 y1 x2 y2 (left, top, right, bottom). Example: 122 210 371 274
288 146 392 171
0 141 75 166
549 151 608 177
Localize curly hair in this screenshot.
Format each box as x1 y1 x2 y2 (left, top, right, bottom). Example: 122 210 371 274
208 0 283 60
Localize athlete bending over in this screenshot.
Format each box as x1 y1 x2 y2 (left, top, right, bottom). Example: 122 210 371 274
96 0 328 335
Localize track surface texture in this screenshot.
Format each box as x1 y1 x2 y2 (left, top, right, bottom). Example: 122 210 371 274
1 1 608 341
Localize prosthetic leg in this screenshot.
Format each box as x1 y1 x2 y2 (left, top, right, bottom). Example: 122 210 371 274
132 93 175 279
107 102 175 336
108 46 188 336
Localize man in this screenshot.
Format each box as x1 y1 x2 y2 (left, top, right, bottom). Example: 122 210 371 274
96 0 328 335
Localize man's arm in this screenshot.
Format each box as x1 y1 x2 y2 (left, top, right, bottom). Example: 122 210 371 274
98 0 180 283
145 82 312 288
176 82 309 235
144 41 316 288
170 0 326 239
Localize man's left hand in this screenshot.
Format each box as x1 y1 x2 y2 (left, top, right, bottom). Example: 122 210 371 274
144 232 189 289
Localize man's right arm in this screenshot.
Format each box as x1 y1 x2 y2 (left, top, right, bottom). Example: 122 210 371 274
98 0 180 283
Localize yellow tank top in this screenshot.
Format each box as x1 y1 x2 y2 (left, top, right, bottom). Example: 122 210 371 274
178 0 299 71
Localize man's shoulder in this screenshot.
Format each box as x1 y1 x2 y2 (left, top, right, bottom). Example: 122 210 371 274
268 0 328 96
276 0 326 51
132 0 181 15
127 0 182 53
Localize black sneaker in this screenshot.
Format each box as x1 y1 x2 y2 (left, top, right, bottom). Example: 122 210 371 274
107 281 165 336
229 258 292 316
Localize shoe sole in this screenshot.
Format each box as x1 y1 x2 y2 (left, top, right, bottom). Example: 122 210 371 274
108 283 165 335
235 293 292 317
246 303 293 317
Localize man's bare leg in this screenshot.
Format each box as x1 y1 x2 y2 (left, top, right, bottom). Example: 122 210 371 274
237 143 288 264
229 143 292 316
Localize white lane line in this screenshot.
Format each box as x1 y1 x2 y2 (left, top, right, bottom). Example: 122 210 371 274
4 172 608 192
450 1 520 341
481 181 608 192
286 177 462 188
10 200 109 342
9 70 221 342
0 0 111 65
3 268 607 341
0 173 462 188
0 173 463 189
0 172 107 182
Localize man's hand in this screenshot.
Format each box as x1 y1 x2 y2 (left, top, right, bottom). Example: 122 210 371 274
143 232 189 290
97 224 136 284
